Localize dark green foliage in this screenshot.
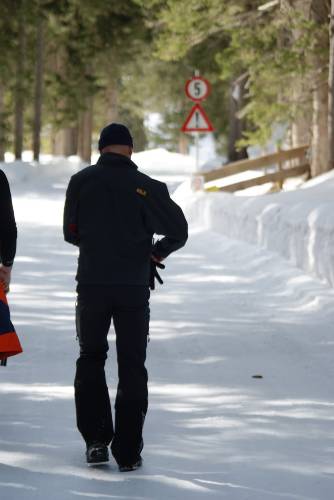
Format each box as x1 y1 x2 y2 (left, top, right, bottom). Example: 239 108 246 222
0 0 330 157
153 0 330 147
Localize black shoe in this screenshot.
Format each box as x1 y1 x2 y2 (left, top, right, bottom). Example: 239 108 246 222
86 443 109 465
119 456 142 472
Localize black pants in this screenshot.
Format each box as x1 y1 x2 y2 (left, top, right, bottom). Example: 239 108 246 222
74 284 150 465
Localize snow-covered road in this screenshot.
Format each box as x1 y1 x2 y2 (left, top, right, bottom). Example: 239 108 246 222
1 188 334 500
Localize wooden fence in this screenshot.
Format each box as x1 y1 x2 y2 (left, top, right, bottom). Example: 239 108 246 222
192 145 310 193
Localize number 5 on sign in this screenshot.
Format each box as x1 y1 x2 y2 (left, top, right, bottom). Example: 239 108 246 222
185 76 211 102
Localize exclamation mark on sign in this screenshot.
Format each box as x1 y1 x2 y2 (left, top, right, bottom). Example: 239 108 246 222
195 111 199 128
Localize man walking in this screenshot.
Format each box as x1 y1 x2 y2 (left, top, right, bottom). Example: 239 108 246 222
63 123 188 471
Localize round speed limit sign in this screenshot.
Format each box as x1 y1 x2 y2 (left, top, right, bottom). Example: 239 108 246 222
185 76 211 102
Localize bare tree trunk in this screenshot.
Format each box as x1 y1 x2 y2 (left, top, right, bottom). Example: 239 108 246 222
328 0 334 170
33 17 45 162
291 82 311 146
178 133 189 154
283 0 330 176
52 129 64 156
281 0 312 148
228 83 239 162
228 75 248 162
0 84 5 161
52 127 78 156
106 85 118 123
310 0 330 176
14 4 26 160
49 47 79 157
291 116 310 147
77 97 93 163
311 78 329 176
65 127 78 156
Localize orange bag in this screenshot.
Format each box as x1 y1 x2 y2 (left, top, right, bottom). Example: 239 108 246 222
0 284 23 366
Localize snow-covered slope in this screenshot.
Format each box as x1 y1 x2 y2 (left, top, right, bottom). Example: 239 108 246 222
133 149 195 192
1 191 334 500
1 152 334 499
2 149 195 196
2 150 333 288
174 170 334 288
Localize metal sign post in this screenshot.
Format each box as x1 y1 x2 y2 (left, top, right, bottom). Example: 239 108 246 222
195 134 199 171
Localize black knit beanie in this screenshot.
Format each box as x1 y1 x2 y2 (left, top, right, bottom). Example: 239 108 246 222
98 123 134 151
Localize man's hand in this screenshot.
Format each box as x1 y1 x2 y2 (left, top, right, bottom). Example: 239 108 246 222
0 265 12 293
149 256 165 290
151 254 163 264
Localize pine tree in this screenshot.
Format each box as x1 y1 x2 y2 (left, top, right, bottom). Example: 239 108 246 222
0 0 16 160
14 0 27 160
152 0 257 157
329 0 334 170
32 12 45 161
152 0 332 174
42 0 151 161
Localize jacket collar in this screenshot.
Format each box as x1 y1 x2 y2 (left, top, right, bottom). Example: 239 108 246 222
97 152 138 170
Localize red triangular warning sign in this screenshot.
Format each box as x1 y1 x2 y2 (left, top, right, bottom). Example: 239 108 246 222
181 103 214 132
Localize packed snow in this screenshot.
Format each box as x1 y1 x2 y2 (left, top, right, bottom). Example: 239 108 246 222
174 170 334 288
1 150 334 500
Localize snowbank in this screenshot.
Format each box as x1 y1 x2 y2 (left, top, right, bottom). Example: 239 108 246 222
133 149 196 192
174 171 334 288
1 149 195 195
1 155 84 194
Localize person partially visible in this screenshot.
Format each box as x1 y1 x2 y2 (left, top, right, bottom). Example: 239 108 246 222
0 170 17 293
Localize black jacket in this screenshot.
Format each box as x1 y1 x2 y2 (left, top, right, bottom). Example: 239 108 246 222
0 170 17 267
63 153 188 285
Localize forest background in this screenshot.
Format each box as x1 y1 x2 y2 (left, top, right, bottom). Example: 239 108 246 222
0 0 333 178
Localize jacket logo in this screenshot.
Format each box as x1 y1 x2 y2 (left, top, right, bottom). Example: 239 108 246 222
136 188 147 197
